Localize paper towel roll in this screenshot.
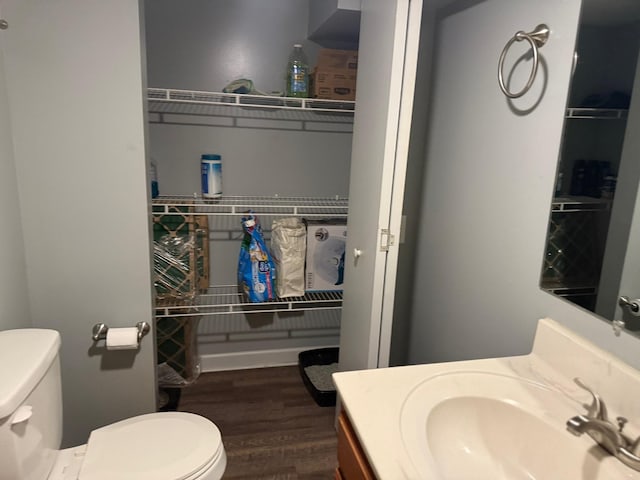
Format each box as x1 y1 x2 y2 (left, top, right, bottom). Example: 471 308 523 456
106 327 139 350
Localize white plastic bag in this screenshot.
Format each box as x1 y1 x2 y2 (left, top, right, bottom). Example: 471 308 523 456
271 218 306 297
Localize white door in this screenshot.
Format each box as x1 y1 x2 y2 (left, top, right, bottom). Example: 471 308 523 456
339 0 423 371
596 48 640 328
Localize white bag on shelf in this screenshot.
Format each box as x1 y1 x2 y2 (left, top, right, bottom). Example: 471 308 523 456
271 217 307 298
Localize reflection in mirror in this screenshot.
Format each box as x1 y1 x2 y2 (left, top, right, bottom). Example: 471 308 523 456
540 0 640 331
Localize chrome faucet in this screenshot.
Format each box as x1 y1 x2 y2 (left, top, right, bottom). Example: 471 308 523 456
566 378 640 472
567 415 626 455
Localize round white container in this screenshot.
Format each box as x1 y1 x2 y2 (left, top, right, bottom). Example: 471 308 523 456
201 154 222 199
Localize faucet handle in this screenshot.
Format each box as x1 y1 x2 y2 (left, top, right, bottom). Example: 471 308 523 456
574 377 608 421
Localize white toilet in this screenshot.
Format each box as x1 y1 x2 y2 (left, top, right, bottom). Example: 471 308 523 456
0 329 227 480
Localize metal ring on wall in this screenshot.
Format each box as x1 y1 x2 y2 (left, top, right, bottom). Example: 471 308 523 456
498 24 550 99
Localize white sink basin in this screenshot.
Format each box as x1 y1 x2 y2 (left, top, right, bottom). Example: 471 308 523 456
399 371 631 479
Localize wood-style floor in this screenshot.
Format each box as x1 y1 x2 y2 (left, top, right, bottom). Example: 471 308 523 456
177 366 338 479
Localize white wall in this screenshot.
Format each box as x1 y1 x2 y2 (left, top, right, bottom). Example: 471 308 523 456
0 24 30 331
406 0 640 371
2 0 156 446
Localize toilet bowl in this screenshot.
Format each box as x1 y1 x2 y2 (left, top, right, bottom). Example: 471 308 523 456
0 329 227 480
48 412 227 480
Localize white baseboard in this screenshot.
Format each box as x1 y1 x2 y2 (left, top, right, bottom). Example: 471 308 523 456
200 345 339 372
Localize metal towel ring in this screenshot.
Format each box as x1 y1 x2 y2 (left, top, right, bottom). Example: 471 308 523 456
498 24 550 99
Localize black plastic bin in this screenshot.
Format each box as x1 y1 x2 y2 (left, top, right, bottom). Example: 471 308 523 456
298 347 339 407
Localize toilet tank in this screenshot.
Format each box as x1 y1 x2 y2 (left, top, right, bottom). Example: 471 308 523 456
0 329 63 480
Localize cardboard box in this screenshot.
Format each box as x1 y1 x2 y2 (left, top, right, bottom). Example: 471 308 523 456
316 48 358 71
305 220 347 292
311 68 357 101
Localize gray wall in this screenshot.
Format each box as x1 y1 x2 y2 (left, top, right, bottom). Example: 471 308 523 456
405 0 640 370
2 0 156 446
0 28 30 331
145 0 320 94
145 0 351 362
307 0 360 49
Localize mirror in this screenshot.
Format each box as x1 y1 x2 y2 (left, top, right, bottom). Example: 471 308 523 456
540 0 640 331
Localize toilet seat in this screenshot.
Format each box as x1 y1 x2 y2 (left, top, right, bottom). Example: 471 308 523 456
77 412 224 480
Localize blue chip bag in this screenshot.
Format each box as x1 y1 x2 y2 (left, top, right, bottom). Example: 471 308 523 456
238 213 277 302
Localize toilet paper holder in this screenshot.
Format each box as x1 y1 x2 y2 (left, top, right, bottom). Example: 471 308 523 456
92 322 150 344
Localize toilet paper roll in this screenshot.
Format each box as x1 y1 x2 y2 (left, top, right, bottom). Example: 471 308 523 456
106 327 139 350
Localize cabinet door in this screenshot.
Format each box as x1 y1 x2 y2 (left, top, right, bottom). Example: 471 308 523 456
339 0 423 370
337 412 376 480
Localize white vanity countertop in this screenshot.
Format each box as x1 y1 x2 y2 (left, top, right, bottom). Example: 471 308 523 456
333 318 640 480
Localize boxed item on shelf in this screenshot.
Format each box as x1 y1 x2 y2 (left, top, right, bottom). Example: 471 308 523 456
152 202 209 388
311 48 358 101
310 68 357 101
316 48 358 71
156 315 200 387
305 219 347 292
152 203 209 387
152 204 209 302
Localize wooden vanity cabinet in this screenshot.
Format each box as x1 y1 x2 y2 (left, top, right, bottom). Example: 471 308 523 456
336 411 377 480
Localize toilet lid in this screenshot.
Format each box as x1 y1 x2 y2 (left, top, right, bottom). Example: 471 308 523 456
79 412 223 480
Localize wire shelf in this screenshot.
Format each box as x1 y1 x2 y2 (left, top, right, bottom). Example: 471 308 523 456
148 88 355 124
155 285 343 318
541 280 598 296
197 309 341 335
551 196 611 212
565 108 628 120
152 195 349 218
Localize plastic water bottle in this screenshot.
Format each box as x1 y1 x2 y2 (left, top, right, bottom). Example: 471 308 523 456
286 44 309 98
149 159 159 198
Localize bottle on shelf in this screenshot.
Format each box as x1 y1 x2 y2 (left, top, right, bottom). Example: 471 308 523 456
150 159 159 198
570 159 586 196
201 154 223 199
286 43 309 98
555 163 564 197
